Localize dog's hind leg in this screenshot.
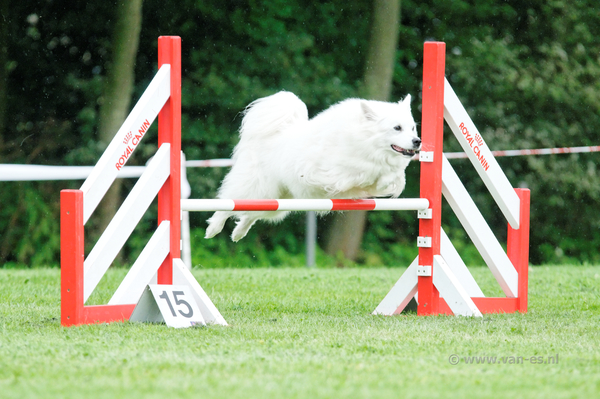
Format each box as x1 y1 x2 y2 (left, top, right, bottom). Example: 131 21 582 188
205 211 231 239
231 214 260 242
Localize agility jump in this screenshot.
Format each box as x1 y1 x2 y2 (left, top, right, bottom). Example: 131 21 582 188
60 37 530 326
60 36 225 327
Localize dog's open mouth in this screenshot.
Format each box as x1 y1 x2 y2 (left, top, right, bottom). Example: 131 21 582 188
391 144 419 157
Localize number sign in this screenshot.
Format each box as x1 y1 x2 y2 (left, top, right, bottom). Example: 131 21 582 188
130 284 205 328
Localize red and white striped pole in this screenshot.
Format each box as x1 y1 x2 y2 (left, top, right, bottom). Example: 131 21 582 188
181 198 429 212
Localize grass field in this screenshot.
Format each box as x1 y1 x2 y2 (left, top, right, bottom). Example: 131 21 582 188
1 265 599 398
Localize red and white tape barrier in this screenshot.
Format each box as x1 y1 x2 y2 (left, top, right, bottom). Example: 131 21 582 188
184 158 234 168
444 145 600 159
3 146 598 182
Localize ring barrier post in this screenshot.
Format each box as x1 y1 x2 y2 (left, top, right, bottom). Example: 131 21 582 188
60 36 226 327
373 42 530 317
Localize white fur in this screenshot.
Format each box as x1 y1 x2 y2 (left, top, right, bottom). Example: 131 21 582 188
206 91 421 241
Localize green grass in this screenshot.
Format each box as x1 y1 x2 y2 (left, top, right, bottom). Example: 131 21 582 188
1 265 599 398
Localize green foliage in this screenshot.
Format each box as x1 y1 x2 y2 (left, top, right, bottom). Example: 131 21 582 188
188 216 341 269
2 0 600 267
433 2 600 263
0 183 60 267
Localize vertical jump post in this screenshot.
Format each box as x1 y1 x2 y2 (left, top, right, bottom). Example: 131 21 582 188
417 42 446 315
157 36 182 285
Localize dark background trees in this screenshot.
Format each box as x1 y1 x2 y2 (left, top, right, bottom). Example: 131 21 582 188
1 0 600 267
96 0 143 237
325 0 401 261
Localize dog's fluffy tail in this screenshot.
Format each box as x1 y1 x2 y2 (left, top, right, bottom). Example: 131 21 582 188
238 91 308 142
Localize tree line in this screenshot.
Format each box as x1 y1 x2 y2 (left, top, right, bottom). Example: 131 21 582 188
1 0 600 267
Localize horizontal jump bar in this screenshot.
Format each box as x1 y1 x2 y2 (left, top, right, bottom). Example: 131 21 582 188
181 198 430 212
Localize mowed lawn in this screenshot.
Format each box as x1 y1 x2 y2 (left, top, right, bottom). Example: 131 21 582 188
0 265 599 399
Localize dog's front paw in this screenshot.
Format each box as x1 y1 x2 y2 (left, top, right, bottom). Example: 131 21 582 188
231 223 251 242
231 216 258 242
231 230 246 242
204 225 222 238
205 212 229 239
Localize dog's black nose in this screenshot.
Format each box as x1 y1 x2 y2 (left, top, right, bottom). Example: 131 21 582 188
413 138 422 148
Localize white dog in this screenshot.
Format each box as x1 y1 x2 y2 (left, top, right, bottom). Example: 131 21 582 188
205 91 421 241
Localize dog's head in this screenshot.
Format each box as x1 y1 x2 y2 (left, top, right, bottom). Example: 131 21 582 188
361 95 421 158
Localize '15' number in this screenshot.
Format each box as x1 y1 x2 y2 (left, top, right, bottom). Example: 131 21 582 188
158 290 193 318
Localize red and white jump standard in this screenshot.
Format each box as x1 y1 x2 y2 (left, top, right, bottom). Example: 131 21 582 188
61 36 226 327
373 42 530 317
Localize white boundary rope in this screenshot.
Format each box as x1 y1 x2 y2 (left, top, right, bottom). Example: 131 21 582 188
0 164 147 181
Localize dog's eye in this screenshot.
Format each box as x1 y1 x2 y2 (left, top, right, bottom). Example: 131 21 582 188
394 125 402 131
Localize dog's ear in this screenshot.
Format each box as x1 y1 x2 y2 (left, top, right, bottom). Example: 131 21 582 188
398 94 411 108
361 102 378 121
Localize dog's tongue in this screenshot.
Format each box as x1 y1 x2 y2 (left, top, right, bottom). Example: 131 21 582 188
392 145 405 153
391 144 417 157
